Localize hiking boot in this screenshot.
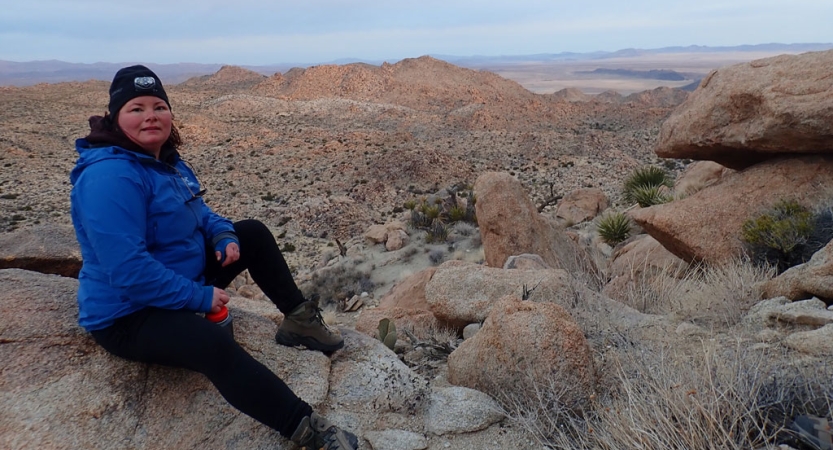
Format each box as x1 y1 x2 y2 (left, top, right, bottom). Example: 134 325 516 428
290 412 359 450
276 301 344 352
790 414 833 450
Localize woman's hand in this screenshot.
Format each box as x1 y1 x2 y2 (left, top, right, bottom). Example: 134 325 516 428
215 241 240 267
210 287 230 313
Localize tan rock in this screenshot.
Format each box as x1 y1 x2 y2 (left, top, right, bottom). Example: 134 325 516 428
655 50 833 170
762 240 833 301
355 268 440 336
378 267 436 311
424 260 575 329
629 156 833 264
555 188 609 225
354 307 439 338
474 172 590 272
674 161 733 198
447 296 595 411
784 324 833 356
602 234 688 303
0 223 81 277
503 253 551 270
385 229 409 251
365 224 389 244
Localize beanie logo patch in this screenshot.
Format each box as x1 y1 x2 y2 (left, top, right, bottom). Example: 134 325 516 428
134 76 157 91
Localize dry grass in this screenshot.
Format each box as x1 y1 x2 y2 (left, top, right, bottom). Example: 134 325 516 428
503 338 833 449
500 256 833 449
616 257 773 328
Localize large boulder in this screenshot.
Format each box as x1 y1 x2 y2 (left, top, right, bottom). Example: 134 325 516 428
0 269 332 450
474 172 590 272
655 50 833 170
447 296 596 411
630 156 833 264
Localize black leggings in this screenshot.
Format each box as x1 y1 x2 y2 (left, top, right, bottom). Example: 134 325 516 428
91 219 312 438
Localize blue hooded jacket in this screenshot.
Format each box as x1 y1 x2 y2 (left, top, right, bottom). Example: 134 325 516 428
69 139 236 331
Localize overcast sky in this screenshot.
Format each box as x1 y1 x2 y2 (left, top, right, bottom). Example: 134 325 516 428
2 0 831 65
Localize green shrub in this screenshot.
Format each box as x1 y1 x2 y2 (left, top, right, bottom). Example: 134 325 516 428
742 199 818 272
596 211 632 246
630 185 672 208
623 165 673 205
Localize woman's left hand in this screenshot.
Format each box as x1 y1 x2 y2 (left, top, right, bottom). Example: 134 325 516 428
216 242 240 267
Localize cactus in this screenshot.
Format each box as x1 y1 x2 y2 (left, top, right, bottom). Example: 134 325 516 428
377 318 397 350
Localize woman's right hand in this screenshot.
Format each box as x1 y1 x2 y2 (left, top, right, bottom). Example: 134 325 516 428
210 287 230 313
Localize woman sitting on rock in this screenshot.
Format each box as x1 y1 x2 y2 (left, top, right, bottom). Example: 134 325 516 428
69 64 357 450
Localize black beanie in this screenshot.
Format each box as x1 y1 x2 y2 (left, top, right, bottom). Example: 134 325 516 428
108 65 170 117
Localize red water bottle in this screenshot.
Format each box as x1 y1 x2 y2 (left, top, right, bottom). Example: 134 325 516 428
206 305 234 338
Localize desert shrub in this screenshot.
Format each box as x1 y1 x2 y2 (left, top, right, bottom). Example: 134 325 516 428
300 263 374 306
596 211 632 246
630 185 672 207
425 219 449 244
403 199 417 210
741 199 825 273
623 165 673 206
452 221 477 237
428 248 447 265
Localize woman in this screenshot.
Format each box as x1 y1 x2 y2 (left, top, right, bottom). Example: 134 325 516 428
69 65 358 449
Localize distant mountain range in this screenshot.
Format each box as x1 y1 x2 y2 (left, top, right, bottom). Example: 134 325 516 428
1 43 830 87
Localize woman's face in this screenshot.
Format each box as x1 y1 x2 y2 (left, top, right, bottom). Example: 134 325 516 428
117 96 172 156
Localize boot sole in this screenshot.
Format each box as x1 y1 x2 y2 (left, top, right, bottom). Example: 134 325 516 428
276 331 345 352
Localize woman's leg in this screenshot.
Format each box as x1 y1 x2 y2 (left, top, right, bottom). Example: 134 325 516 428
205 219 305 312
90 308 312 438
204 219 344 352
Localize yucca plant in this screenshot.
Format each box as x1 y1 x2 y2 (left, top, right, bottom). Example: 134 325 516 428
426 218 449 244
447 205 467 222
596 211 632 246
630 185 672 207
623 165 674 206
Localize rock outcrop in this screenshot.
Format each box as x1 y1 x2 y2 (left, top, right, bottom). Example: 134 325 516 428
655 50 833 170
474 172 590 272
447 296 596 412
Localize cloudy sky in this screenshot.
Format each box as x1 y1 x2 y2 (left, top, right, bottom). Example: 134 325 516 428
2 0 831 65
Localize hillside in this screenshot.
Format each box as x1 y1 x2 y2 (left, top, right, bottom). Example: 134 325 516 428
0 57 686 270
